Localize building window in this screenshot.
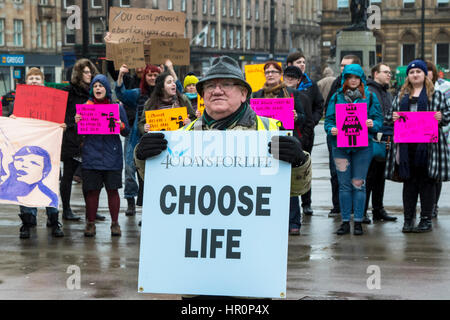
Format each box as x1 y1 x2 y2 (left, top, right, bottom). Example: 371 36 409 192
402 44 416 65
229 29 234 49
376 44 383 63
246 0 251 19
152 0 159 9
39 0 49 5
0 19 5 46
264 1 268 20
193 0 197 13
210 0 215 15
437 0 449 7
120 0 131 7
255 28 260 49
13 0 23 4
64 0 76 8
92 0 102 8
65 25 75 45
255 0 260 21
236 29 241 49
403 0 415 8
167 0 173 10
337 0 348 8
181 0 186 11
13 20 23 47
37 21 42 48
222 28 227 48
222 0 227 16
209 25 215 47
46 22 53 48
230 0 234 17
236 0 241 17
246 29 251 49
203 0 207 14
92 21 104 44
436 43 449 70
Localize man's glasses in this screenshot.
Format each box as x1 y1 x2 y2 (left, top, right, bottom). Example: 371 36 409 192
380 70 392 76
203 81 238 93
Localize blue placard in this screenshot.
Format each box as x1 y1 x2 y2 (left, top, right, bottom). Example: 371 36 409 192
1 54 25 66
138 131 291 298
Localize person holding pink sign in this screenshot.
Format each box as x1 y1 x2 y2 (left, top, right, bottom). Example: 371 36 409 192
385 60 450 233
75 74 130 237
325 64 383 236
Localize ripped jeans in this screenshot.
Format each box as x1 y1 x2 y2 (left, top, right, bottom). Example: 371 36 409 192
332 146 372 222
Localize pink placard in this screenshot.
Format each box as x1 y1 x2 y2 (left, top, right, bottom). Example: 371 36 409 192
394 111 438 143
250 98 294 129
335 103 368 148
76 104 120 135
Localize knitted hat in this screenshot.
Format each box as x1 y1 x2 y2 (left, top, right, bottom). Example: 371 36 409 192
196 55 252 98
406 59 428 75
183 74 199 89
90 74 112 100
283 66 303 79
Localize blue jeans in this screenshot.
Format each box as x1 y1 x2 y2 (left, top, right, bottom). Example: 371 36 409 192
332 146 372 222
327 135 340 210
289 196 301 229
123 135 139 199
20 206 59 217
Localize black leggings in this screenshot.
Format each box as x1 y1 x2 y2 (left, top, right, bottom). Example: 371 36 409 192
403 166 436 220
60 158 81 210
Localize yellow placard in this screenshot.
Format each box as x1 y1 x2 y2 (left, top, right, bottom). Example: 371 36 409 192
244 62 282 92
145 107 188 131
197 96 205 115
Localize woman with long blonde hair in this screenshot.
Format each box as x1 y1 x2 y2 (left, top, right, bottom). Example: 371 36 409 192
385 60 450 233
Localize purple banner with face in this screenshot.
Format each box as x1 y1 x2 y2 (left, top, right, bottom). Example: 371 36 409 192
336 103 368 148
394 111 438 143
76 104 120 135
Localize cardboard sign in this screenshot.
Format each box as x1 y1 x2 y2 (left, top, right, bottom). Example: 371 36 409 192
76 104 120 135
250 98 294 129
138 131 291 298
244 63 282 92
150 38 190 66
13 84 68 123
335 103 368 147
107 42 146 70
197 96 205 115
394 111 438 143
145 107 188 131
0 117 63 208
109 7 186 44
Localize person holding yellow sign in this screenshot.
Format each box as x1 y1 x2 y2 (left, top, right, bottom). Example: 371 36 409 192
138 72 196 135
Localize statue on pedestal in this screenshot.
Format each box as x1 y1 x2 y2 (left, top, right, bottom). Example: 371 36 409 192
344 0 370 31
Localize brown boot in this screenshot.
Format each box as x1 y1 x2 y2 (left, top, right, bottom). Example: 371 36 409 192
84 222 96 237
111 222 121 236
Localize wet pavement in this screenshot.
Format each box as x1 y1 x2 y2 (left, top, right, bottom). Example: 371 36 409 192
0 124 449 300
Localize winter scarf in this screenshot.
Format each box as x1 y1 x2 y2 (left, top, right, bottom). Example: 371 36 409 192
202 102 248 130
398 86 429 179
261 82 287 98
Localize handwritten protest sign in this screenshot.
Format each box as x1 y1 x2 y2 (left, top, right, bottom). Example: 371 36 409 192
0 117 63 208
13 84 68 123
109 7 186 44
107 42 146 70
145 107 188 131
150 38 190 65
138 131 291 298
76 104 120 135
244 63 282 92
197 96 205 115
336 103 368 147
394 111 438 143
250 98 294 129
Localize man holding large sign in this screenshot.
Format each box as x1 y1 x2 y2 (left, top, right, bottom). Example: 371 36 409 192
134 56 312 298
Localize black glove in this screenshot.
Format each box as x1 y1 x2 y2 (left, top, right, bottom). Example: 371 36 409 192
268 135 306 167
135 132 168 160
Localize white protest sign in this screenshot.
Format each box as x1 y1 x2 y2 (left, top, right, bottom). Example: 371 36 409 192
138 131 291 298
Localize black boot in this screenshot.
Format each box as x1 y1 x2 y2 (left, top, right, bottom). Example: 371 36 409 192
353 222 363 235
431 204 438 219
373 208 397 222
125 197 136 216
336 222 350 235
63 208 81 221
362 212 372 224
302 205 313 216
19 214 33 239
414 217 432 233
47 212 64 237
